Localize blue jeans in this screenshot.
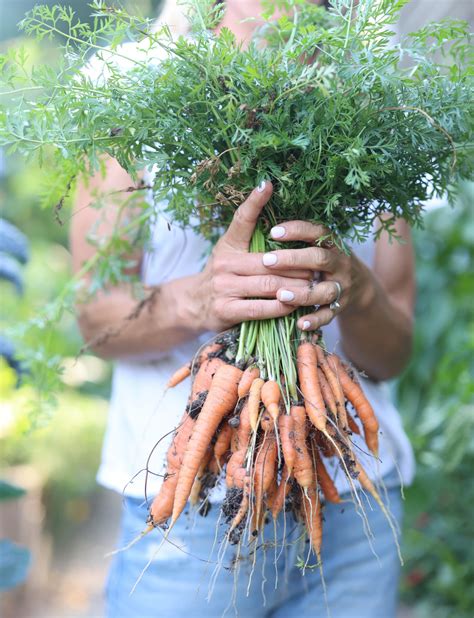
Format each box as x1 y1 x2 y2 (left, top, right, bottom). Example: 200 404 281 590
106 474 402 618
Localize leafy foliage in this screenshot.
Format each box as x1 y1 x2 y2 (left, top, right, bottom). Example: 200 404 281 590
397 182 474 617
0 0 472 249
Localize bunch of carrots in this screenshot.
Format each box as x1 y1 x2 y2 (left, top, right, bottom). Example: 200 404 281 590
148 332 387 562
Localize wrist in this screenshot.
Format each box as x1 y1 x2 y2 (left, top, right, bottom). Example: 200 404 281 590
346 260 378 316
175 272 208 335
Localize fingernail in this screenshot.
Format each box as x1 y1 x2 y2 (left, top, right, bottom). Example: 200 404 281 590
279 290 294 302
302 320 311 330
270 226 286 239
257 180 266 193
263 253 277 266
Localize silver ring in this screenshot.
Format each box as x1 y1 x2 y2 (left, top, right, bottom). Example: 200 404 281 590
329 281 342 311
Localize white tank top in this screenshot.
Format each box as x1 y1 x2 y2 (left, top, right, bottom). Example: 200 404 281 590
97 196 415 499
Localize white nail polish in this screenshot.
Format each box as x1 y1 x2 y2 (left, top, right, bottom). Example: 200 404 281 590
280 290 294 302
270 226 286 239
257 180 266 193
263 253 278 266
302 320 311 330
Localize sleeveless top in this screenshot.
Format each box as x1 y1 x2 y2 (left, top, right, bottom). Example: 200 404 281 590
97 195 415 499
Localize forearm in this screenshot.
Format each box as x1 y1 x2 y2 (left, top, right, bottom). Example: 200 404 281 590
77 274 205 359
338 263 413 382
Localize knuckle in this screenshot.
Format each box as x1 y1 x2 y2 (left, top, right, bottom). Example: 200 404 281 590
313 247 328 267
323 284 334 304
247 303 262 320
262 275 279 294
303 286 313 305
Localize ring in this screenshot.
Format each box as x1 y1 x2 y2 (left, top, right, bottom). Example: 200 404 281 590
329 281 342 311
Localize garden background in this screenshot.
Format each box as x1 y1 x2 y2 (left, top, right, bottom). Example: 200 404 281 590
0 1 472 617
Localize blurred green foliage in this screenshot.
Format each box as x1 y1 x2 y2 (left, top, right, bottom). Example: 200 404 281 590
397 182 474 618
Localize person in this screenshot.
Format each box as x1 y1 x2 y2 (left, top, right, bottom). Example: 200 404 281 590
70 1 416 616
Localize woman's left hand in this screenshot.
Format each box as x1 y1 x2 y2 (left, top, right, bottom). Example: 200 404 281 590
264 221 375 331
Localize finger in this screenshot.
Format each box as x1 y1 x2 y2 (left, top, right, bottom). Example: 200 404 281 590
261 246 337 273
237 275 312 299
222 181 273 251
228 299 295 322
276 281 341 307
269 220 330 243
220 252 313 279
297 307 336 332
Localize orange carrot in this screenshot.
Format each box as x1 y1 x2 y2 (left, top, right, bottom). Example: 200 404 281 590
315 429 336 458
150 410 195 525
238 365 260 399
302 486 323 559
318 369 338 419
347 411 361 435
248 377 264 432
260 410 273 433
253 432 278 527
316 346 348 430
278 413 296 474
192 357 225 396
226 447 247 489
271 465 291 520
236 401 252 450
290 405 314 489
166 362 191 389
297 341 327 432
190 447 212 506
171 364 242 524
229 474 251 531
329 355 379 456
214 421 233 469
315 452 341 504
261 380 281 421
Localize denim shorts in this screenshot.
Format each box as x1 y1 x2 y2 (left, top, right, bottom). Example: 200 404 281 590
106 472 403 618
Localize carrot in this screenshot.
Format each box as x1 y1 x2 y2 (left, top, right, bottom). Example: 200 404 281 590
253 432 278 526
171 364 242 524
166 362 191 389
271 465 291 520
189 447 212 506
192 356 225 397
265 474 279 512
290 405 314 489
278 413 296 474
328 355 379 456
346 411 361 435
248 377 264 432
315 452 341 504
302 486 323 559
315 429 336 458
150 410 195 525
316 346 348 430
214 421 233 469
197 341 222 364
260 410 273 433
229 474 251 531
318 369 338 419
238 365 260 398
226 447 247 489
261 380 281 421
236 401 252 450
297 341 327 432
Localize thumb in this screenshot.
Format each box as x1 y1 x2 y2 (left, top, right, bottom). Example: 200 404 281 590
222 181 273 251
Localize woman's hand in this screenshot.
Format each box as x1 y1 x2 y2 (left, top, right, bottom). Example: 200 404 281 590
262 221 376 332
189 181 314 332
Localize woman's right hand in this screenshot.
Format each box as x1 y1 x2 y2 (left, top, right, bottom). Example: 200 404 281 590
189 181 313 332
